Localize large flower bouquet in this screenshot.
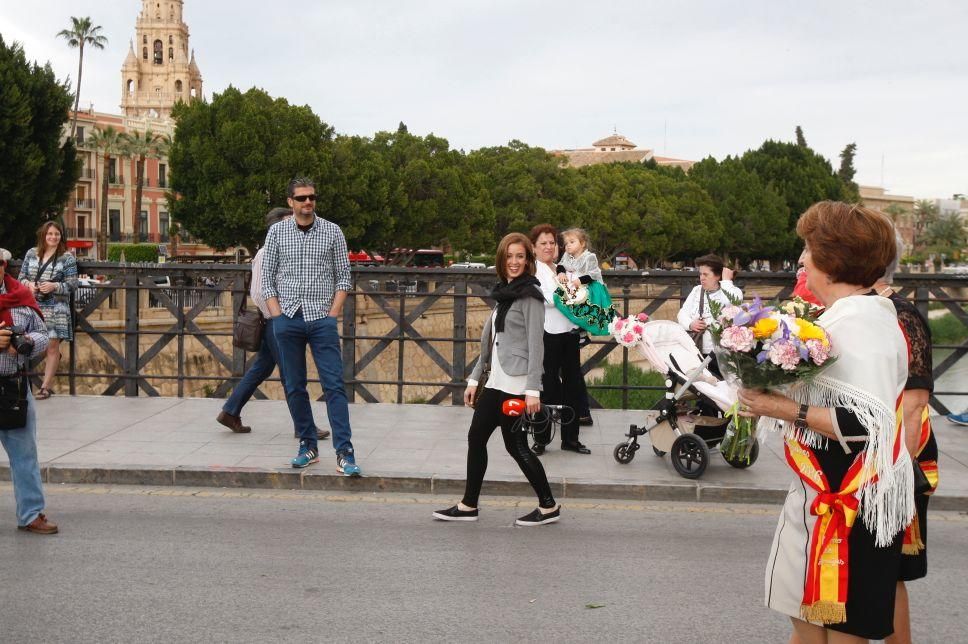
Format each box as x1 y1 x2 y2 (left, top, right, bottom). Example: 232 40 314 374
710 297 836 461
608 313 650 347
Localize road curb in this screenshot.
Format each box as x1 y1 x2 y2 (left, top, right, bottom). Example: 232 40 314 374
2 463 965 510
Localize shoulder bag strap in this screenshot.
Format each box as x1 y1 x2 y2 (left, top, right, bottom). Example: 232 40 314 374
35 254 58 284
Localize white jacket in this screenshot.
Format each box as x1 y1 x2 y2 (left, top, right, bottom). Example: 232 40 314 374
676 281 742 353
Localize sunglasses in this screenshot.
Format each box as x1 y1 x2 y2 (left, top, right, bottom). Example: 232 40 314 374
291 194 317 203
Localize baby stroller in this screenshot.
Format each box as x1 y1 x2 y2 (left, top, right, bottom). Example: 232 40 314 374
612 320 760 479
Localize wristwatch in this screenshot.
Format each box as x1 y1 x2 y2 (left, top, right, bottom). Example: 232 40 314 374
793 404 809 431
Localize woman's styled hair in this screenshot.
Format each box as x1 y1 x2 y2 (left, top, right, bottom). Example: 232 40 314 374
495 232 536 281
561 227 589 251
797 201 896 287
35 221 68 258
695 253 725 278
529 223 558 244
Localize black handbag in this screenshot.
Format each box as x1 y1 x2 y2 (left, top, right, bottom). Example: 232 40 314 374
0 371 29 430
912 459 932 495
689 289 706 349
471 326 496 408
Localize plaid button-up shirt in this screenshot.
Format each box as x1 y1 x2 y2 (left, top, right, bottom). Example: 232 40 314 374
260 215 352 322
0 283 50 377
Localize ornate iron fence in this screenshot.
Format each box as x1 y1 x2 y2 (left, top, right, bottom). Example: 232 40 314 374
12 262 968 413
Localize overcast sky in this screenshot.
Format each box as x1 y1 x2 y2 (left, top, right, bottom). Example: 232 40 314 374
3 0 966 199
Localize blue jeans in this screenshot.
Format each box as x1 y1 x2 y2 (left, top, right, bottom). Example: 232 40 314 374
273 311 353 454
222 319 286 417
0 391 45 527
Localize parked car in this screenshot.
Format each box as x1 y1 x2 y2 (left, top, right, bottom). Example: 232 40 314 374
449 262 486 269
348 250 384 265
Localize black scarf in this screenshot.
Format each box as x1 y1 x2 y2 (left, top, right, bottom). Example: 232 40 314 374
491 274 543 333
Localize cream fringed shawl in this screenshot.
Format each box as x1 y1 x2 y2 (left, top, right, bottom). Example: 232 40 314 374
767 295 915 546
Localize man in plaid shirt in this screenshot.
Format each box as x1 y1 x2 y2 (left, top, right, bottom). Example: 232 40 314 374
0 248 58 534
262 178 360 475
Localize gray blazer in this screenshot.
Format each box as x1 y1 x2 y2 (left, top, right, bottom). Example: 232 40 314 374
469 296 545 393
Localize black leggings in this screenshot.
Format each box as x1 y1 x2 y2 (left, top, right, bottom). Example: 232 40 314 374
461 387 556 509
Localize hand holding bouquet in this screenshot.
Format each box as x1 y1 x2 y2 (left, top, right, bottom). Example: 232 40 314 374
710 297 836 461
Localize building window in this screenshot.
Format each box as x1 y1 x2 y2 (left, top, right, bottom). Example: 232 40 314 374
160 212 170 242
143 47 148 60
153 40 163 64
190 86 197 98
168 35 173 44
169 47 173 61
175 80 182 92
108 159 118 184
158 163 167 188
143 35 147 44
127 79 134 94
76 126 85 144
139 211 149 242
109 209 121 242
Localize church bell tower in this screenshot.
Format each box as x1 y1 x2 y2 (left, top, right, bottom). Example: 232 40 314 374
120 0 203 118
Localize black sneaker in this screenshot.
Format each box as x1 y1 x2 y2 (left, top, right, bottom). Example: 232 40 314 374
531 443 545 455
577 333 591 348
515 506 561 526
433 505 479 522
578 415 594 427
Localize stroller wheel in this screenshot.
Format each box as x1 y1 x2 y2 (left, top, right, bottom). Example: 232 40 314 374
671 434 709 479
614 443 636 464
652 446 666 457
724 440 760 469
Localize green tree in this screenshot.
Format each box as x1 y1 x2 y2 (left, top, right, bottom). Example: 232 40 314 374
795 126 807 148
84 126 124 259
923 211 967 258
689 155 793 261
0 36 78 255
56 16 107 140
369 123 493 260
911 199 939 252
467 140 577 241
837 142 860 201
123 129 168 241
740 139 853 236
168 86 337 255
883 202 908 224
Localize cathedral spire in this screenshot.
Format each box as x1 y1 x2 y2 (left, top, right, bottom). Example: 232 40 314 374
121 0 202 118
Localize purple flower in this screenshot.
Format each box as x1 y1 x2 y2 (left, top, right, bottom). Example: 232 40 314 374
732 297 774 327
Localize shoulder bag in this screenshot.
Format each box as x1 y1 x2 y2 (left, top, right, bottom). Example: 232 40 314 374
232 272 265 352
0 368 29 430
471 324 496 408
689 289 705 350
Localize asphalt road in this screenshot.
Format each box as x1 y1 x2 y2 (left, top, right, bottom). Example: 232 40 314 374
1 484 966 643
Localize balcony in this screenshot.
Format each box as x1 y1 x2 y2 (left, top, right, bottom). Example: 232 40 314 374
109 174 125 185
158 178 167 188
75 199 95 210
66 227 98 239
79 168 95 180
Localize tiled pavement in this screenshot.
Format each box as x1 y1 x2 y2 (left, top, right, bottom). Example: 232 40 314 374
2 396 966 508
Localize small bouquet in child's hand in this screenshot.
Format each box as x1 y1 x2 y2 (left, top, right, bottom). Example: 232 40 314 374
709 297 836 461
608 313 650 347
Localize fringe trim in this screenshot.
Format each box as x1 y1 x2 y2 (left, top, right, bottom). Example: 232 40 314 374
801 601 847 625
767 375 915 547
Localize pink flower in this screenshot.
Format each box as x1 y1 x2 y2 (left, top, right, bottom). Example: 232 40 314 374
805 339 830 365
636 312 650 322
621 332 636 345
720 325 755 352
631 323 644 335
719 305 742 323
768 341 801 370
613 319 625 331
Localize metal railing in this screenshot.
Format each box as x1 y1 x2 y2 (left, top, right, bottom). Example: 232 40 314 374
11 262 967 412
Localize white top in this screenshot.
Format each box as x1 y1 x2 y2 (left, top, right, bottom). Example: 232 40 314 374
468 311 540 398
676 281 742 353
536 261 576 334
249 248 270 318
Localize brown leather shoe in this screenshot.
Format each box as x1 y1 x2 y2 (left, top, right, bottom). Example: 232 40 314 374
217 411 251 433
294 427 331 440
19 513 58 535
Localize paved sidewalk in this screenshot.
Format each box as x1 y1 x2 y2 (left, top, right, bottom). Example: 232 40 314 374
2 396 967 508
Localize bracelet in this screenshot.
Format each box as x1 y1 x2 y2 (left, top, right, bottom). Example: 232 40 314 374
794 404 809 431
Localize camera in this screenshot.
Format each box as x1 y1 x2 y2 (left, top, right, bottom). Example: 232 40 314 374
3 326 34 355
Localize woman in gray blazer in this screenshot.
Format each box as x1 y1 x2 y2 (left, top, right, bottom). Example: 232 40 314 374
433 233 560 527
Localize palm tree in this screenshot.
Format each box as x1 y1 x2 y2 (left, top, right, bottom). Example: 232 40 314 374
912 199 939 253
85 126 123 259
57 17 108 140
123 130 169 241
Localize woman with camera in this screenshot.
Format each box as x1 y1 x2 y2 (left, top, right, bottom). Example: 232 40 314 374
432 233 560 527
18 222 77 400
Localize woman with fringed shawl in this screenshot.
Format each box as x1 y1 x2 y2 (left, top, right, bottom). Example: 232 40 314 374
739 202 915 643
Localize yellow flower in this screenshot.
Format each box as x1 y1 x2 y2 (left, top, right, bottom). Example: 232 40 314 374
797 319 828 345
752 317 779 339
